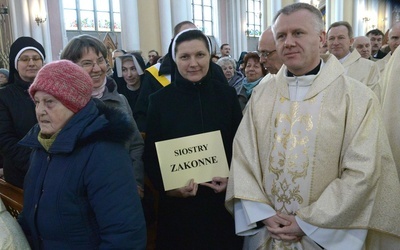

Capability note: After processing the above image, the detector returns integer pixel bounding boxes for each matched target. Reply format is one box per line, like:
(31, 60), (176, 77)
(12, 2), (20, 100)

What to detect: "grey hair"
(272, 3), (324, 35)
(216, 57), (236, 69)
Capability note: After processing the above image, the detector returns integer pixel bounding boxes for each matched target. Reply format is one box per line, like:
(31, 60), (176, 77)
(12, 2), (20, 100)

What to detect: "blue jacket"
(19, 99), (146, 250)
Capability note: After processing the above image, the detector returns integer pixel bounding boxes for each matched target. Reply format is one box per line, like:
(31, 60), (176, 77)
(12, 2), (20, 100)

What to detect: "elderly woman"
(216, 56), (244, 94)
(238, 52), (267, 110)
(144, 29), (243, 249)
(114, 53), (146, 117)
(18, 60), (146, 249)
(0, 37), (45, 188)
(60, 35), (144, 197)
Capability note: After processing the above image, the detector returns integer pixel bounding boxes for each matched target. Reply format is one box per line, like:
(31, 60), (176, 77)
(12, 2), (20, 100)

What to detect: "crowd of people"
(0, 2), (400, 249)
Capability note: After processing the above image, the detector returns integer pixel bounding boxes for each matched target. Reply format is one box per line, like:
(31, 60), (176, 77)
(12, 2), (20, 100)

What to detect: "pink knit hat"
(29, 60), (93, 113)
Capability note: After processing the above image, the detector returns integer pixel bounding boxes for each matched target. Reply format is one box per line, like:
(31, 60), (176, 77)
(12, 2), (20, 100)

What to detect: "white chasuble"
(226, 54), (400, 250)
(381, 48), (400, 171)
(341, 50), (381, 100)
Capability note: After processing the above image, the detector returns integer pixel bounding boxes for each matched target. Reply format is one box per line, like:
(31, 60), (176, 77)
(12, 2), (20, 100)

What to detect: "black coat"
(114, 74), (143, 119)
(373, 49), (387, 59)
(144, 66), (243, 249)
(133, 54), (228, 132)
(0, 78), (36, 188)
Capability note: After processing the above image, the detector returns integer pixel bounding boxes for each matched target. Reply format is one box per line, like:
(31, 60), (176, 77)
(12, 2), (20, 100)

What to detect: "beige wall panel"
(281, 0), (294, 8)
(343, 0), (354, 24)
(137, 0), (162, 58)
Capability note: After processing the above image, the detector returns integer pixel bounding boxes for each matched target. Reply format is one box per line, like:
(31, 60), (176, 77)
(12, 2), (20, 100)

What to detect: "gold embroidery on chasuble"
(267, 94), (322, 215)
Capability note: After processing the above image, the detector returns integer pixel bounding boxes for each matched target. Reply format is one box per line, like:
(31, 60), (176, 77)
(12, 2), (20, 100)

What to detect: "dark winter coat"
(101, 77), (133, 113)
(228, 70), (245, 94)
(238, 77), (263, 111)
(373, 49), (387, 59)
(144, 64), (243, 249)
(0, 36), (45, 188)
(116, 83), (141, 117)
(133, 53), (228, 132)
(101, 77), (144, 188)
(0, 77), (36, 188)
(19, 99), (146, 250)
(132, 55), (172, 132)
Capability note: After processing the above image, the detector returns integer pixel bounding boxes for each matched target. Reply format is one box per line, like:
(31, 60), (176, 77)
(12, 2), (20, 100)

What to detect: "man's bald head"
(352, 36), (371, 59)
(389, 22), (400, 53)
(258, 27), (283, 74)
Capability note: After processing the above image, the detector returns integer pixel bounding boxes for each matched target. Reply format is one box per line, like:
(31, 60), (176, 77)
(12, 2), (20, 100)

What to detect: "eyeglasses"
(79, 57), (106, 69)
(18, 56), (42, 63)
(257, 50), (277, 58)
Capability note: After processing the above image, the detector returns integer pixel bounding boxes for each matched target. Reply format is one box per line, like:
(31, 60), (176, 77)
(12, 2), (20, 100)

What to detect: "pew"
(0, 178), (23, 218)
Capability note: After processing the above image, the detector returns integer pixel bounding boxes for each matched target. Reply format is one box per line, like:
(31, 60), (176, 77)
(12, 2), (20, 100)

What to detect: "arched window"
(62, 0), (121, 32)
(246, 0), (262, 37)
(191, 0), (214, 36)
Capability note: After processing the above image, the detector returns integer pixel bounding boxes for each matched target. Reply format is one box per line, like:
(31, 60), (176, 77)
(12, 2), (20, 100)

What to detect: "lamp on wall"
(362, 17), (370, 22)
(0, 5), (8, 15)
(310, 0), (320, 9)
(35, 14), (46, 26)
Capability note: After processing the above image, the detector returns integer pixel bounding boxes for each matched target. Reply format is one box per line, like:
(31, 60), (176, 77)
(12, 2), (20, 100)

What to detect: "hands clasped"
(166, 177), (228, 198)
(264, 212), (305, 243)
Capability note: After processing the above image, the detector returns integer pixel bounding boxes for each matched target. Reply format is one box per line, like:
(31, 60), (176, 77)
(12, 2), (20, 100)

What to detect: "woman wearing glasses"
(61, 35), (145, 198)
(0, 36), (45, 188)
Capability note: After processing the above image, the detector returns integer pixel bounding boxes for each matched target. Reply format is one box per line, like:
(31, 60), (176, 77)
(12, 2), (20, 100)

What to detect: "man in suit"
(366, 29), (387, 59)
